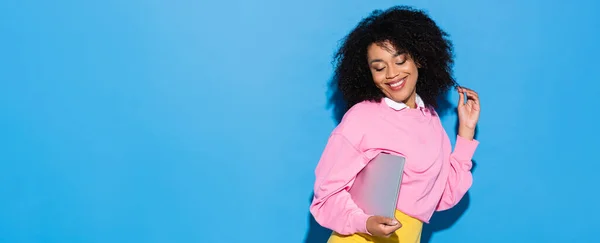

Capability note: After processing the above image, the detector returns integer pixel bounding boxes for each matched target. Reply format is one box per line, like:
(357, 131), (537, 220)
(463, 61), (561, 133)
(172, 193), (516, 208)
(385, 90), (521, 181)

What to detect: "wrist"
(353, 212), (372, 235)
(458, 125), (475, 140)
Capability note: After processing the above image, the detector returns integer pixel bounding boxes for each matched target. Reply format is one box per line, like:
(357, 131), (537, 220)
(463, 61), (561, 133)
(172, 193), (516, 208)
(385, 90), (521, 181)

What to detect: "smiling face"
(367, 41), (420, 108)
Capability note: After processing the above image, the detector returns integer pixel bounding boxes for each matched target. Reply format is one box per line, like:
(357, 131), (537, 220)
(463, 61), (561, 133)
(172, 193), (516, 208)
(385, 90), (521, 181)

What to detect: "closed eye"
(375, 67), (385, 72)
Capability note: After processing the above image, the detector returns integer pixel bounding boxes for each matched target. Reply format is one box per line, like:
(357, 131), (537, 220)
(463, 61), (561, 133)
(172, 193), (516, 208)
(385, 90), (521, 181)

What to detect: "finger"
(467, 101), (474, 111)
(377, 217), (398, 226)
(463, 88), (477, 95)
(382, 226), (393, 235)
(465, 90), (479, 104)
(458, 89), (465, 106)
(381, 224), (402, 236)
(462, 88), (477, 97)
(467, 98), (480, 112)
(460, 86), (475, 93)
(466, 90), (479, 99)
(470, 100), (480, 111)
(460, 87), (478, 97)
(373, 216), (389, 225)
(467, 99), (474, 107)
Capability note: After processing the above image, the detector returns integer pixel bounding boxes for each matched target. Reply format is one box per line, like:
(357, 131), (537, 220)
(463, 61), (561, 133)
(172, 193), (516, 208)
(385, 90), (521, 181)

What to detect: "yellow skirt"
(327, 210), (422, 243)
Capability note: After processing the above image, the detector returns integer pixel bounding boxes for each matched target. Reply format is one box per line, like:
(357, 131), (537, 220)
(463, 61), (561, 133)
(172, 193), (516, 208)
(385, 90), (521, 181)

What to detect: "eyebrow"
(368, 52), (407, 65)
(369, 59), (384, 65)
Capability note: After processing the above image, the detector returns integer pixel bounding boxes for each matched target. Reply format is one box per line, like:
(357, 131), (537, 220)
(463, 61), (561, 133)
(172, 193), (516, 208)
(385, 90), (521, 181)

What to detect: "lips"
(387, 77), (407, 91)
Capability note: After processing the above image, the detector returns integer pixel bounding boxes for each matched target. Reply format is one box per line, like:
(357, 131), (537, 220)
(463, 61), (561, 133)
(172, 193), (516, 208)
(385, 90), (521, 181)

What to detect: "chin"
(387, 90), (411, 103)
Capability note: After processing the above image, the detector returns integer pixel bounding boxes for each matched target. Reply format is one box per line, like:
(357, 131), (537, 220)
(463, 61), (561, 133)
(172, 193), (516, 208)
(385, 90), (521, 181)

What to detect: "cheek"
(404, 66), (418, 85)
(371, 72), (385, 85)
(410, 70), (419, 85)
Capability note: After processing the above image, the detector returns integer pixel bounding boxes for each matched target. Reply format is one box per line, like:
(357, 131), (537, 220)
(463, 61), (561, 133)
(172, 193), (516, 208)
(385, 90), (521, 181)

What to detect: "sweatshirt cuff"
(453, 135), (479, 161)
(350, 210), (372, 235)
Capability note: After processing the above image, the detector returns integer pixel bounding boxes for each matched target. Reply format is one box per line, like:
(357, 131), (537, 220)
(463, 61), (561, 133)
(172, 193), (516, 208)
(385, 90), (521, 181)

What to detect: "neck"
(403, 92), (417, 109)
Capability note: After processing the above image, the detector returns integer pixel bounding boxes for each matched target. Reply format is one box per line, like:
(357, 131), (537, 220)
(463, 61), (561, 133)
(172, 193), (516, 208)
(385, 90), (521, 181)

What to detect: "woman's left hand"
(457, 86), (480, 140)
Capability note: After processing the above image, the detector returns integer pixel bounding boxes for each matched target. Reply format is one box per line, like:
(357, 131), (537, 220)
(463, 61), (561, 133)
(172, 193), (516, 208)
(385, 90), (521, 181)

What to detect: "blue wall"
(1, 0), (599, 242)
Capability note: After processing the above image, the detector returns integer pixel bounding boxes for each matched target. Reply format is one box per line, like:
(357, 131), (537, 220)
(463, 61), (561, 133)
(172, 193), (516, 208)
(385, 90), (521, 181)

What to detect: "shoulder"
(427, 106), (441, 117)
(331, 100), (383, 142)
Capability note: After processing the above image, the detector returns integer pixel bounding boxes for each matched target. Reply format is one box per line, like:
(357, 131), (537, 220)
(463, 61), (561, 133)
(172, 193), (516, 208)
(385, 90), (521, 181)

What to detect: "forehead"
(367, 42), (405, 59)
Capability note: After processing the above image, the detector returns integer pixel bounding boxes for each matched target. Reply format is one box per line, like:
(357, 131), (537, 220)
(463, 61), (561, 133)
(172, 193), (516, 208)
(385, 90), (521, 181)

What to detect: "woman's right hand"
(366, 215), (402, 237)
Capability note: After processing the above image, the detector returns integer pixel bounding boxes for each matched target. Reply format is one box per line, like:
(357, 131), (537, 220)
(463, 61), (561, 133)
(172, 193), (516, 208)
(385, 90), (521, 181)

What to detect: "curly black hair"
(332, 6), (457, 110)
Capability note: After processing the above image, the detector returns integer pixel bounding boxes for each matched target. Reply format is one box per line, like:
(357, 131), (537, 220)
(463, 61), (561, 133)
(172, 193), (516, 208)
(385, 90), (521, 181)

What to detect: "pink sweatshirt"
(309, 96), (479, 235)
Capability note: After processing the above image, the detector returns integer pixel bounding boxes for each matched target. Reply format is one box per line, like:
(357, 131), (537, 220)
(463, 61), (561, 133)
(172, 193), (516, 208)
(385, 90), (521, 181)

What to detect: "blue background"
(1, 0), (599, 242)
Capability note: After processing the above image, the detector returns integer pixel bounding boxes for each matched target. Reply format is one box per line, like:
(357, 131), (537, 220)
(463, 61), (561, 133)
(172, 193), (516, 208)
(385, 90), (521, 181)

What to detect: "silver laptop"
(348, 152), (406, 219)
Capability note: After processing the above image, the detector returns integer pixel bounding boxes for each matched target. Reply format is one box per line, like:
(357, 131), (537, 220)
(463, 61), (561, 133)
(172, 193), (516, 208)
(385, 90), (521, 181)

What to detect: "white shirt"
(383, 94), (426, 111)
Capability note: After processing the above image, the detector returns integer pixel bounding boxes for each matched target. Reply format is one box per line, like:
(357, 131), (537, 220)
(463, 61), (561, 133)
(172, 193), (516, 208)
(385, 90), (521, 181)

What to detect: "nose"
(386, 66), (399, 79)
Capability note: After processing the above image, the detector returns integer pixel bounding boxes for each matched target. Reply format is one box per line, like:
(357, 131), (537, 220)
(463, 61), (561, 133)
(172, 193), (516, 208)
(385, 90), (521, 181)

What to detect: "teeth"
(390, 79), (404, 87)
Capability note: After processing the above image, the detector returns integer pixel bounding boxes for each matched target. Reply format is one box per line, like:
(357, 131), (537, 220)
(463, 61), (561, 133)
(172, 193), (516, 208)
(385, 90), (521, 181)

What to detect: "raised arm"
(436, 135), (479, 211)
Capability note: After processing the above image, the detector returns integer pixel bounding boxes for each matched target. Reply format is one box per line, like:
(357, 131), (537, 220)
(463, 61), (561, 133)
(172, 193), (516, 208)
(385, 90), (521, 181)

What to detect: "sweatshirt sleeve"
(436, 135), (479, 211)
(309, 133), (372, 235)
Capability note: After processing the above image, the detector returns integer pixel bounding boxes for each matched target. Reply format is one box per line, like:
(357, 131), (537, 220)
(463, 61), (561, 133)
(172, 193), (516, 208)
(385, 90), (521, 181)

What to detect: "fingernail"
(391, 220), (398, 225)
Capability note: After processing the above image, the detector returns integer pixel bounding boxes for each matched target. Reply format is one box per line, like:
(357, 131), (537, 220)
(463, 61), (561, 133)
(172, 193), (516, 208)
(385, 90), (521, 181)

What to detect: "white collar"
(384, 94), (425, 111)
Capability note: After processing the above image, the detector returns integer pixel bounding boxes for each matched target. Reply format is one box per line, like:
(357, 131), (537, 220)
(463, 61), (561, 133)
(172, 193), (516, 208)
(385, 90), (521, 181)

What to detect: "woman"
(309, 6), (480, 243)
